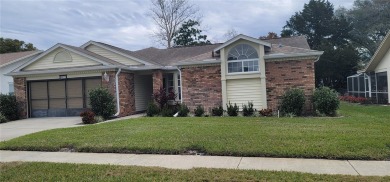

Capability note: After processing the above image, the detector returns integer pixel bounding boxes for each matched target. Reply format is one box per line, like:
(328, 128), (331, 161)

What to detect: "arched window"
(54, 51), (72, 63)
(227, 44), (259, 73)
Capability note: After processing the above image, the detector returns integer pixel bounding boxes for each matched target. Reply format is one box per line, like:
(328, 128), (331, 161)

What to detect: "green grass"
(0, 103), (389, 160)
(1, 162), (389, 181)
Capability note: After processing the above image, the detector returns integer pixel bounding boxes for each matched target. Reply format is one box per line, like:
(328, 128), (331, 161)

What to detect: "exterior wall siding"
(375, 48), (390, 72)
(181, 65), (222, 113)
(24, 48), (100, 71)
(220, 39), (267, 110)
(226, 78), (263, 110)
(265, 59), (316, 114)
(374, 48), (390, 103)
(86, 45), (143, 66)
(0, 57), (32, 94)
(134, 74), (153, 111)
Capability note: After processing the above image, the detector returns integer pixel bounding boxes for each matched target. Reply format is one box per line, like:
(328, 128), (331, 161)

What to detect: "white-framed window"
(163, 73), (181, 101)
(227, 44), (259, 73)
(8, 82), (14, 95)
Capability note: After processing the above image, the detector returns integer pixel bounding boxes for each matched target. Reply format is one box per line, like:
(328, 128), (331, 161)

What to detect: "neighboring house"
(347, 31), (389, 104)
(8, 34), (323, 118)
(0, 51), (42, 95)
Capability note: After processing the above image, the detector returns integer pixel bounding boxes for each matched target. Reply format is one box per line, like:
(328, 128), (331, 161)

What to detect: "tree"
(281, 0), (350, 49)
(173, 19), (210, 46)
(340, 0), (390, 62)
(315, 44), (360, 89)
(281, 0), (360, 91)
(259, 32), (279, 39)
(149, 0), (199, 48)
(0, 38), (37, 53)
(223, 28), (238, 41)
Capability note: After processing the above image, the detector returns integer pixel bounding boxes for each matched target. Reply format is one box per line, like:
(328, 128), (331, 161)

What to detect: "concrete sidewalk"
(1, 150), (389, 176)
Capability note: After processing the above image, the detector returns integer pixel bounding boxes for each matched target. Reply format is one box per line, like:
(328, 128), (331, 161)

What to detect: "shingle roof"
(133, 44), (222, 66)
(83, 36), (314, 66)
(0, 50), (41, 67)
(267, 44), (319, 54)
(131, 36), (314, 65)
(261, 36), (311, 49)
(93, 42), (162, 65)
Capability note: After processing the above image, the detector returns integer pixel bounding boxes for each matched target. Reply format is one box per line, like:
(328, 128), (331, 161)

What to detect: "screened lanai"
(347, 71), (388, 104)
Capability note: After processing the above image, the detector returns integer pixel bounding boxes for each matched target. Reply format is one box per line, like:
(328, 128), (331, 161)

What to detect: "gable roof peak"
(213, 34), (271, 52)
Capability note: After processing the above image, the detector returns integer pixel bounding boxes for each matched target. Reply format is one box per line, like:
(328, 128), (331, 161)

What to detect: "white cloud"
(0, 0), (354, 50)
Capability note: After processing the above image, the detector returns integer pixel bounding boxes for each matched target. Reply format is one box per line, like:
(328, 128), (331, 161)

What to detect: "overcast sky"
(1, 0), (355, 51)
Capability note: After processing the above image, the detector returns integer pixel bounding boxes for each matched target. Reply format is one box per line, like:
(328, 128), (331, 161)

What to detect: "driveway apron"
(0, 117), (82, 141)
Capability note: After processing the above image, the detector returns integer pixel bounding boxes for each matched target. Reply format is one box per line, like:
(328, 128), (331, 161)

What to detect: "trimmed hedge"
(313, 87), (340, 116)
(280, 88), (305, 116)
(89, 87), (116, 119)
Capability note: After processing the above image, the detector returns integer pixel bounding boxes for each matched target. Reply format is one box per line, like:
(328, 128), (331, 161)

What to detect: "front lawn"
(1, 162), (389, 181)
(0, 103), (389, 160)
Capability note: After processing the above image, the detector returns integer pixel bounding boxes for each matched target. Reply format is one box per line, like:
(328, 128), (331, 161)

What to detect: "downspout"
(176, 66), (183, 103)
(114, 68), (122, 116)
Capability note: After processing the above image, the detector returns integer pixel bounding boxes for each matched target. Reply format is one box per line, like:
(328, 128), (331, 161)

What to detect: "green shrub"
(89, 87), (116, 119)
(259, 108), (273, 117)
(80, 110), (96, 124)
(0, 113), (8, 123)
(146, 102), (160, 117)
(313, 87), (340, 116)
(242, 102), (254, 116)
(226, 102), (239, 116)
(211, 105), (224, 116)
(194, 105), (205, 117)
(177, 104), (190, 117)
(161, 106), (175, 117)
(94, 116), (105, 123)
(0, 94), (19, 121)
(280, 88), (306, 116)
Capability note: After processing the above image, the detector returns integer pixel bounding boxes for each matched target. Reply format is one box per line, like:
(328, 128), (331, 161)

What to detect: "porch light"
(103, 72), (109, 82)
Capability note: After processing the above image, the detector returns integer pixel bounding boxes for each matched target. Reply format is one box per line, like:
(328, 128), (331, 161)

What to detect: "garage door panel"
(67, 80), (83, 97)
(49, 81), (65, 98)
(67, 98), (83, 108)
(49, 99), (66, 109)
(31, 100), (48, 109)
(85, 79), (101, 93)
(31, 82), (47, 99)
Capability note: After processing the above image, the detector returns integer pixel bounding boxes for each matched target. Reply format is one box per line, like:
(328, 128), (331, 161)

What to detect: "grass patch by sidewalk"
(1, 162), (389, 181)
(0, 103), (389, 160)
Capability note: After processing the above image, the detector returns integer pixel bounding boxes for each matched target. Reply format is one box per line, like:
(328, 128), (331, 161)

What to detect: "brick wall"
(102, 71), (135, 117)
(181, 65), (222, 113)
(265, 59), (315, 114)
(13, 77), (28, 119)
(152, 70), (163, 93)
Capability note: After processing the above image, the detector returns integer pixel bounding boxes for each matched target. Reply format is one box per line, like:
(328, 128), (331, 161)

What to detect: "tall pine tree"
(282, 0), (360, 91)
(173, 19), (211, 47)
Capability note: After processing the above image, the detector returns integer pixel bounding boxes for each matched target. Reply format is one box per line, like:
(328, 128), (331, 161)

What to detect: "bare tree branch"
(150, 0), (199, 48)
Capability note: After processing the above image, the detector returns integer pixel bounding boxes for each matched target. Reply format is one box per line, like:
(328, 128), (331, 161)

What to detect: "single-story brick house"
(8, 34), (323, 118)
(347, 31), (389, 104)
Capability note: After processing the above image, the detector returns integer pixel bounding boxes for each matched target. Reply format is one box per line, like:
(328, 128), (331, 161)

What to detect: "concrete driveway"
(0, 117), (82, 141)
